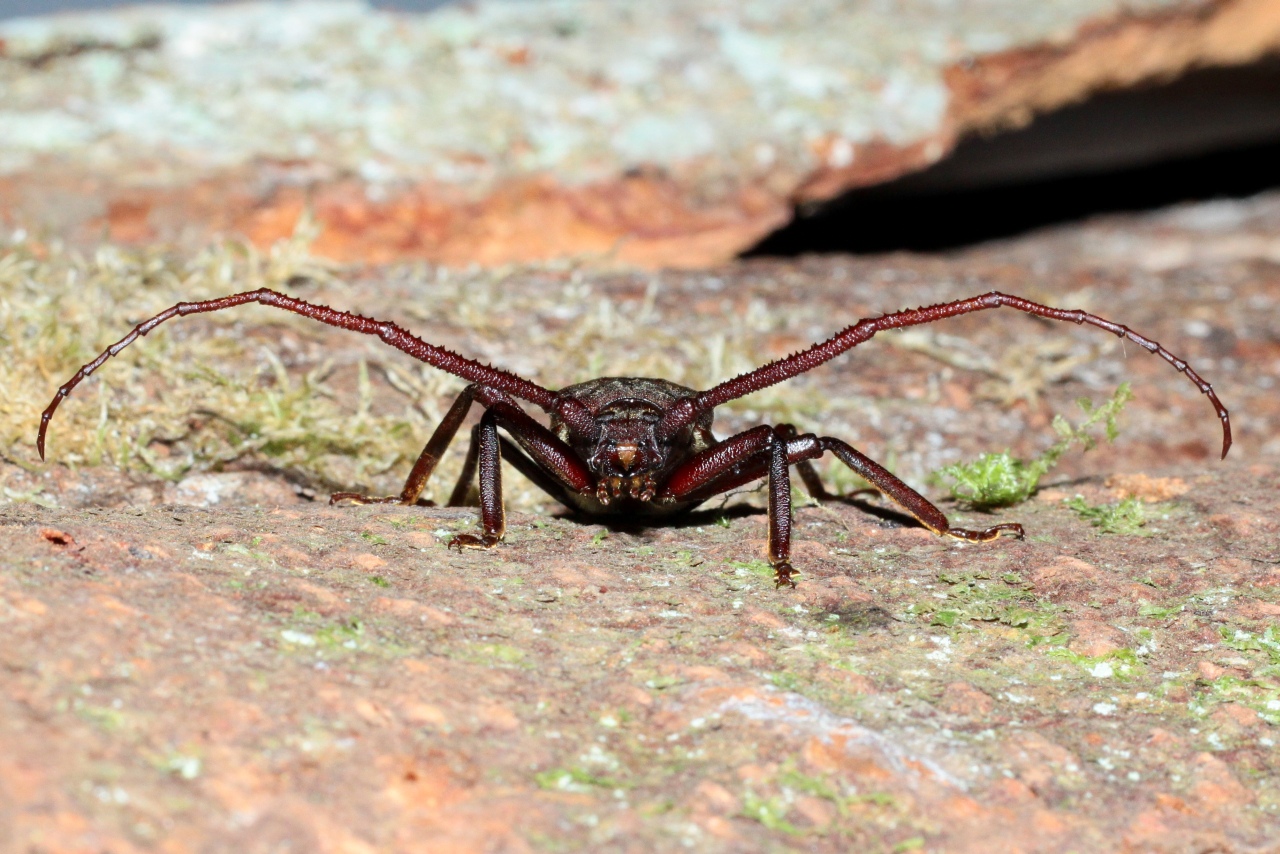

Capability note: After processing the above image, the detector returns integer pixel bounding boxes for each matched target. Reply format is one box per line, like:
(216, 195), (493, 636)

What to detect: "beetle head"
(586, 399), (664, 478)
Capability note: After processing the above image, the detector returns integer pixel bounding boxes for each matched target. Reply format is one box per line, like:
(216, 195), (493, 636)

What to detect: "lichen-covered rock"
(2, 0), (1280, 266)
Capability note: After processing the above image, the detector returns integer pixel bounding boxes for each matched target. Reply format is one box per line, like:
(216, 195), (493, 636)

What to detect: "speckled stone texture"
(2, 0), (1280, 266)
(2, 193), (1279, 850)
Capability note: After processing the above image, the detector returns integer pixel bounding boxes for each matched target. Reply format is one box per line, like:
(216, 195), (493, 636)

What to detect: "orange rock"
(1123, 808), (1172, 844)
(1154, 792), (1195, 815)
(1105, 473), (1189, 502)
(1209, 702), (1260, 730)
(1189, 753), (1254, 809)
(349, 553), (387, 571)
(988, 778), (1036, 803)
(700, 815), (743, 842)
(1145, 728), (1183, 748)
(680, 665), (731, 682)
(792, 794), (837, 828)
(1197, 660), (1226, 680)
(373, 597), (456, 625)
(475, 703), (520, 732)
(402, 531), (437, 549)
(1029, 556), (1100, 591)
(381, 756), (464, 812)
(1067, 618), (1127, 657)
(742, 608), (786, 629)
(939, 681), (995, 716)
(1209, 557), (1255, 583)
(400, 702), (449, 728)
(354, 698), (394, 728)
(1004, 732), (1083, 795)
(11, 596), (48, 616)
(1233, 598), (1280, 618)
(822, 666), (878, 695)
(291, 579), (345, 612)
(692, 779), (738, 813)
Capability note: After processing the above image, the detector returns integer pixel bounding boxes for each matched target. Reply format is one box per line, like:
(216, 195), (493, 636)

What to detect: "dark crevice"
(748, 58), (1280, 257)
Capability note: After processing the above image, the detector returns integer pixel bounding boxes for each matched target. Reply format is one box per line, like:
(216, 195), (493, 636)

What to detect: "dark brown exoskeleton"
(38, 289), (1231, 588)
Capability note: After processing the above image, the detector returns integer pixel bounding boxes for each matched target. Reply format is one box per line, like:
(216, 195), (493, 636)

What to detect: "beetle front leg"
(819, 437), (1023, 542)
(448, 409), (505, 550)
(661, 425), (803, 588)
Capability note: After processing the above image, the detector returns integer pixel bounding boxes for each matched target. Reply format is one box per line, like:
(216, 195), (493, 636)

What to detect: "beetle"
(38, 288), (1230, 588)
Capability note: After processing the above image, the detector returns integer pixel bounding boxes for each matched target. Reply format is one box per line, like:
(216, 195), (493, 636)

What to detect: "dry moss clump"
(0, 225), (446, 498)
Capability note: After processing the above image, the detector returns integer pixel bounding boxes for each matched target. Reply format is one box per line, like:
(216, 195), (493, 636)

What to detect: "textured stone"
(3, 0), (1280, 266)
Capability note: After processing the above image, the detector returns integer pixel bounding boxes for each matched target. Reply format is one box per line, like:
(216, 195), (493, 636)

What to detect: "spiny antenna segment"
(662, 291), (1230, 459)
(37, 288), (560, 460)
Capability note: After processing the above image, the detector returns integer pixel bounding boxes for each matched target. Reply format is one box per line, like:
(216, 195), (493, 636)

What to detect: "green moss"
(534, 767), (623, 792)
(464, 642), (528, 668)
(1065, 496), (1148, 535)
(937, 452), (1048, 510)
(78, 704), (126, 731)
(224, 542), (273, 562)
(740, 789), (804, 836)
(728, 559), (776, 581)
(314, 618), (364, 650)
(1219, 626), (1280, 685)
(927, 571), (1038, 628)
(1138, 601), (1185, 620)
(936, 383), (1132, 509)
(1043, 646), (1142, 679)
(769, 671), (804, 692)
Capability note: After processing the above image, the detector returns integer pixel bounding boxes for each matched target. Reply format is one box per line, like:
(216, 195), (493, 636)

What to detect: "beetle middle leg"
(448, 409), (506, 550)
(662, 425), (810, 588)
(446, 394), (594, 551)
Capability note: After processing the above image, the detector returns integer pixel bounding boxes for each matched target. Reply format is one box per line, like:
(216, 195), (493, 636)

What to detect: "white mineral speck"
(280, 629), (316, 646)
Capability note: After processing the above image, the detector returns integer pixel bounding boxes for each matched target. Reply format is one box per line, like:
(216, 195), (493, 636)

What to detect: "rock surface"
(3, 0), (1280, 266)
(2, 193), (1280, 849)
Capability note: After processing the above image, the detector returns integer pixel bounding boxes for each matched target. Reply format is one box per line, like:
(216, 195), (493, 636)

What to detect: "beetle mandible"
(38, 288), (1231, 588)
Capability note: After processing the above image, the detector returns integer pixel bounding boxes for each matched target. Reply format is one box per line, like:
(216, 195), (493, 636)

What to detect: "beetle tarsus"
(947, 523), (1025, 543)
(772, 562), (798, 589)
(448, 533), (502, 551)
(329, 493), (435, 507)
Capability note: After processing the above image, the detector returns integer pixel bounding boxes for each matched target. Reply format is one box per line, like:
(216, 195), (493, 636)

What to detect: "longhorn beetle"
(38, 289), (1230, 588)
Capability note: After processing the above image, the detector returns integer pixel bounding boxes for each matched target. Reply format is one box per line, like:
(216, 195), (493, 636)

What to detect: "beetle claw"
(772, 562), (798, 589)
(948, 523), (1025, 543)
(448, 533), (502, 551)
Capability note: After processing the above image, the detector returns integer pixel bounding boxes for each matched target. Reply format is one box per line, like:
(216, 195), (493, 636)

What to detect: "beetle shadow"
(571, 502), (763, 538)
(817, 493), (923, 530)
(553, 489), (931, 538)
